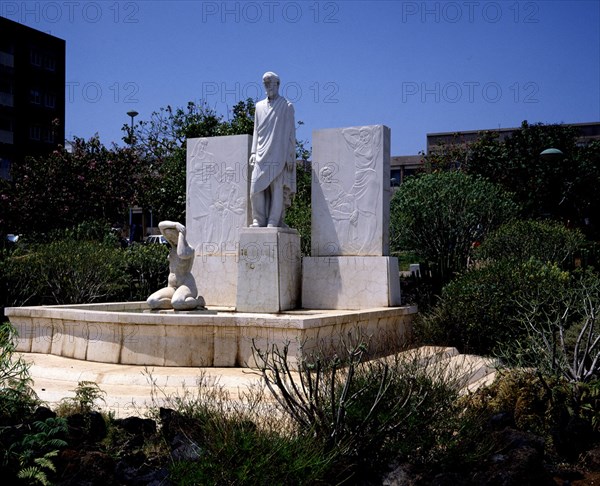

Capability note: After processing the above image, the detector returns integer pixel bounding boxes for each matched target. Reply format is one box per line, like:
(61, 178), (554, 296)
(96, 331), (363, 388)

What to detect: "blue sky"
(3, 0), (599, 155)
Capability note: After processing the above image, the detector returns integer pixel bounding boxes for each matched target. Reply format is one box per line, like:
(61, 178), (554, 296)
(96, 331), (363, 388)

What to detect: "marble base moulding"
(6, 302), (417, 368)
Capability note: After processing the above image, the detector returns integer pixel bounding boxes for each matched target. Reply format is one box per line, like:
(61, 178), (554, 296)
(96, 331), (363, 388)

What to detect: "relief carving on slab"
(187, 139), (246, 251)
(320, 126), (381, 255)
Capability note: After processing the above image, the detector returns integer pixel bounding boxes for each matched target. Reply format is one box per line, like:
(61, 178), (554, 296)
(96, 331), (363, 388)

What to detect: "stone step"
(20, 346), (498, 418)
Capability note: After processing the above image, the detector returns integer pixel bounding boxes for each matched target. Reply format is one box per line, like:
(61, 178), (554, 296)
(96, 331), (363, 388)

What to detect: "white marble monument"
(303, 125), (401, 309)
(186, 135), (252, 306)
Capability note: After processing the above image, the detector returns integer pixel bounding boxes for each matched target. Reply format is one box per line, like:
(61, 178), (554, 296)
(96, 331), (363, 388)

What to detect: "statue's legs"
(250, 191), (267, 227)
(250, 171), (284, 227)
(267, 173), (284, 227)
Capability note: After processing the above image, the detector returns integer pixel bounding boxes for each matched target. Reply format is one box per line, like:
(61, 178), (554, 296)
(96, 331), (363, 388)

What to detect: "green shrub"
(144, 371), (333, 485)
(2, 417), (68, 485)
(55, 381), (107, 416)
(390, 171), (519, 292)
(0, 321), (38, 424)
(467, 369), (600, 459)
(125, 243), (169, 301)
(1, 239), (128, 306)
(498, 267), (600, 384)
(255, 342), (490, 481)
(475, 219), (585, 268)
(415, 259), (569, 355)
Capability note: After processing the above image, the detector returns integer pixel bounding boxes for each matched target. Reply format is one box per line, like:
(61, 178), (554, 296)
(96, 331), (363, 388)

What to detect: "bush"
(124, 243), (169, 301)
(475, 219), (585, 268)
(415, 259), (569, 355)
(498, 267), (600, 384)
(390, 171), (519, 292)
(0, 322), (39, 424)
(254, 341), (490, 481)
(1, 239), (128, 306)
(144, 371), (333, 485)
(467, 369), (600, 459)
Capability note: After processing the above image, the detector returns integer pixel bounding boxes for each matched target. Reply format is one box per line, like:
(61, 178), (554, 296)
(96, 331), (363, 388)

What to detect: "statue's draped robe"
(250, 96), (296, 205)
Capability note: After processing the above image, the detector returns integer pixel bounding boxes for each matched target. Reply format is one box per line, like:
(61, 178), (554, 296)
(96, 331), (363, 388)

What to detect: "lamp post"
(540, 147), (563, 161)
(126, 110), (139, 242)
(126, 110), (138, 146)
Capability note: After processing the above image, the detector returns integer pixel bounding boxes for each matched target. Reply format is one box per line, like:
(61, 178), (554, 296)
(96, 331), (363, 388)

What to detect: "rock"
(382, 463), (416, 486)
(114, 416), (157, 436)
(33, 406), (56, 422)
(582, 446), (600, 471)
(171, 433), (203, 461)
(56, 449), (115, 486)
(471, 428), (554, 485)
(553, 416), (594, 460)
(66, 411), (107, 444)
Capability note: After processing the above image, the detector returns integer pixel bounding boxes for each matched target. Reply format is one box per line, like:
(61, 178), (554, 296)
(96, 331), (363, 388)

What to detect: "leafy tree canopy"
(422, 121), (600, 238)
(7, 136), (147, 236)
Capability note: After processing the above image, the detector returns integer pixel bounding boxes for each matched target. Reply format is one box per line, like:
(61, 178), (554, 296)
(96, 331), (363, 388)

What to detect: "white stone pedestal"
(236, 227), (301, 313)
(302, 256), (401, 310)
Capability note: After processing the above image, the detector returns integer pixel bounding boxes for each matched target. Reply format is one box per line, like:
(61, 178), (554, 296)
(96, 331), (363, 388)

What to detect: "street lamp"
(126, 110), (138, 145)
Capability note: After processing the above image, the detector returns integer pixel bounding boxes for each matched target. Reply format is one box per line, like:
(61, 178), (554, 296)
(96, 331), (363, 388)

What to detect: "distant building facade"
(0, 17), (65, 179)
(426, 122), (600, 152)
(391, 122), (600, 185)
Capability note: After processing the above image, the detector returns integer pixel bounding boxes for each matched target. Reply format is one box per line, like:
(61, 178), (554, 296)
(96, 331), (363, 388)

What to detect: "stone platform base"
(6, 302), (417, 368)
(302, 256), (401, 309)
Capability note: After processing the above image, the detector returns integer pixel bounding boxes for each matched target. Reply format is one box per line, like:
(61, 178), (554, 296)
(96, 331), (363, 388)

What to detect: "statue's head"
(162, 228), (179, 246)
(262, 71), (280, 99)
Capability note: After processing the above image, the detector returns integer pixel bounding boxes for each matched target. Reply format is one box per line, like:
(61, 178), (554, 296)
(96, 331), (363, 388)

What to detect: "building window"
(0, 51), (14, 68)
(44, 55), (56, 71)
(44, 127), (55, 143)
(0, 117), (13, 144)
(30, 49), (42, 66)
(0, 39), (15, 54)
(30, 89), (41, 105)
(0, 158), (11, 180)
(0, 117), (12, 131)
(44, 92), (56, 108)
(30, 125), (41, 141)
(0, 79), (13, 107)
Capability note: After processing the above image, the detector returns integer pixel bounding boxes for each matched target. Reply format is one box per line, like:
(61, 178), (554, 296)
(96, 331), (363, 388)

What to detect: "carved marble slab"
(311, 125), (391, 256)
(186, 135), (252, 255)
(186, 135), (252, 307)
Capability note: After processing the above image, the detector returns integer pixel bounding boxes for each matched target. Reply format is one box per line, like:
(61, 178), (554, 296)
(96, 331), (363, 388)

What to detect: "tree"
(8, 136), (148, 236)
(467, 121), (582, 222)
(423, 121), (600, 238)
(390, 171), (519, 290)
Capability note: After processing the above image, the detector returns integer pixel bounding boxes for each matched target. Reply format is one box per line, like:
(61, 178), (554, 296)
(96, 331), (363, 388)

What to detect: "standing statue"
(249, 71), (296, 227)
(147, 221), (205, 311)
